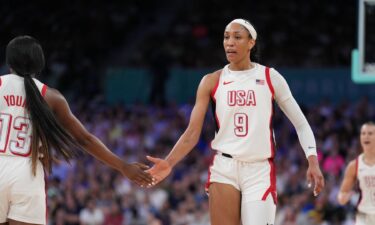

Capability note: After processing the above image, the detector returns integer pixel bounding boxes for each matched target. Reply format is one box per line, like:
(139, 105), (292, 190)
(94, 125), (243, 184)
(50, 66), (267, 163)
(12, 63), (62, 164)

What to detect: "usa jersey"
(0, 74), (47, 157)
(210, 63), (275, 162)
(357, 154), (375, 214)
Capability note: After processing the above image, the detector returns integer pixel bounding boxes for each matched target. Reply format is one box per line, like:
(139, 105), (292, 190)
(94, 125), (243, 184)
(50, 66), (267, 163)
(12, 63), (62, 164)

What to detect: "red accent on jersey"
(211, 79), (220, 100)
(265, 67), (274, 97)
(205, 154), (217, 192)
(211, 79), (221, 129)
(215, 113), (220, 129)
(355, 157), (362, 208)
(41, 85), (47, 97)
(355, 157), (359, 178)
(262, 158), (277, 204)
(262, 67), (277, 204)
(223, 81), (234, 85)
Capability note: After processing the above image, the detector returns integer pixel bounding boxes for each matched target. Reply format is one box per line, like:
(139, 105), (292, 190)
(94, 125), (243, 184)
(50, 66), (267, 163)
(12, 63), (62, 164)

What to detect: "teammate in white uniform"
(146, 19), (324, 225)
(338, 122), (375, 225)
(0, 36), (153, 225)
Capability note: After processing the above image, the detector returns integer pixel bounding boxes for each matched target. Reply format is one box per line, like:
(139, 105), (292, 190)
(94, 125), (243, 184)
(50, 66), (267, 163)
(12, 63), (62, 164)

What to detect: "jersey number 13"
(0, 113), (32, 156)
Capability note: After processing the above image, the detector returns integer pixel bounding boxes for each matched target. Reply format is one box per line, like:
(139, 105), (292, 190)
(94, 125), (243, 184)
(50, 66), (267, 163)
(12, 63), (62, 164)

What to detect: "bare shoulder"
(347, 159), (357, 169)
(201, 69), (222, 91)
(44, 87), (67, 109)
(345, 159), (358, 175)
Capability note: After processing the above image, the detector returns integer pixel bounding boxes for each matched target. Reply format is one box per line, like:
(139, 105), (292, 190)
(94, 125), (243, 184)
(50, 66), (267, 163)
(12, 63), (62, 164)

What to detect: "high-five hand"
(121, 162), (154, 187)
(146, 156), (172, 185)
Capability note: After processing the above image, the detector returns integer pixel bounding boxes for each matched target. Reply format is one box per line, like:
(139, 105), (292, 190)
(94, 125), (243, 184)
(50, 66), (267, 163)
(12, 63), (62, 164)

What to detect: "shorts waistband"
(219, 152), (233, 158)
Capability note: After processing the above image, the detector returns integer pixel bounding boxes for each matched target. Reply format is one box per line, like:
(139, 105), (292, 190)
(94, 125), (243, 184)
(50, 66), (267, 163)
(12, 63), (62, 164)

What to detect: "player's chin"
(225, 55), (237, 63)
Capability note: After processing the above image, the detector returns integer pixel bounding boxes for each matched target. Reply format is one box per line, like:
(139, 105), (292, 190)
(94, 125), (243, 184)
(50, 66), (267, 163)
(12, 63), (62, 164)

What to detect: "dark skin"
(43, 87), (153, 187)
(1, 71), (153, 225)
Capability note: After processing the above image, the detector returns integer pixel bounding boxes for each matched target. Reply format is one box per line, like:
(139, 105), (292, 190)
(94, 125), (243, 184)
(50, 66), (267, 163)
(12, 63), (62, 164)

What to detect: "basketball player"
(146, 19), (324, 225)
(0, 36), (153, 225)
(338, 122), (375, 224)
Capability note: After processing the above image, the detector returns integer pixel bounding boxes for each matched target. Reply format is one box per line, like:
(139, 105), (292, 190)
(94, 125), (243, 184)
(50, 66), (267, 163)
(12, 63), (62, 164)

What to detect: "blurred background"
(1, 0), (374, 224)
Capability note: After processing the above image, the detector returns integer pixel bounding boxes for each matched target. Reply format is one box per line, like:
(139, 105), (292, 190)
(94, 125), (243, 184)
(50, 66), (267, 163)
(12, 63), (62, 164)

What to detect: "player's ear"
(248, 39), (255, 52)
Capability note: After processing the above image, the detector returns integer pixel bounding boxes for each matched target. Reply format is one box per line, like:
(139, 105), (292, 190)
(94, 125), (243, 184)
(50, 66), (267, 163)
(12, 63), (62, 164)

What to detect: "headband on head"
(229, 19), (257, 40)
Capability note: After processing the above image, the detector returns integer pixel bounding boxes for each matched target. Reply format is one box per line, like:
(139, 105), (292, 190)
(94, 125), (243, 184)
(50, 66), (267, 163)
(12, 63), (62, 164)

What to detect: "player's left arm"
(270, 68), (324, 196)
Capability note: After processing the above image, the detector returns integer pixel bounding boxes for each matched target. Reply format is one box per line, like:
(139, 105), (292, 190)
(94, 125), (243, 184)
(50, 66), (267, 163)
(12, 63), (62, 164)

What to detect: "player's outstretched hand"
(306, 156), (325, 196)
(146, 155), (172, 186)
(121, 162), (154, 187)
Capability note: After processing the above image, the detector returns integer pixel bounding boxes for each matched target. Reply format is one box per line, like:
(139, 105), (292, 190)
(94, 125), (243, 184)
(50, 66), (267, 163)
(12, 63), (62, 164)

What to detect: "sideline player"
(338, 122), (375, 224)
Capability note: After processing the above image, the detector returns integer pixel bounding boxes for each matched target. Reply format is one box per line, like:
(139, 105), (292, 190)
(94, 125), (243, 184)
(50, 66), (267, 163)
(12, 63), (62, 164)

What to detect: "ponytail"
(6, 36), (82, 175)
(24, 75), (81, 175)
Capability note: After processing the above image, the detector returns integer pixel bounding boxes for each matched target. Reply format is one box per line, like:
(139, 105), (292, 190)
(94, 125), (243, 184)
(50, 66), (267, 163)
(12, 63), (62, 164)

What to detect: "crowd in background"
(0, 0), (356, 96)
(0, 1), (366, 224)
(135, 0), (355, 68)
(46, 96), (374, 225)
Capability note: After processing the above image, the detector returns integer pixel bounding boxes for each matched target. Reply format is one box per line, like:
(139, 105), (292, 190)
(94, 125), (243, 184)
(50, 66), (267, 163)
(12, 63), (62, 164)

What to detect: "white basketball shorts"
(0, 156), (46, 224)
(356, 212), (375, 225)
(206, 152), (277, 225)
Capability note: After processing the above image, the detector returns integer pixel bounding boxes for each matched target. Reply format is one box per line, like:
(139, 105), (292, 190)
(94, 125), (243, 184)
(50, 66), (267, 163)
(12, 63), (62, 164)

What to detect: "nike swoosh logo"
(223, 81), (234, 85)
(308, 146), (315, 149)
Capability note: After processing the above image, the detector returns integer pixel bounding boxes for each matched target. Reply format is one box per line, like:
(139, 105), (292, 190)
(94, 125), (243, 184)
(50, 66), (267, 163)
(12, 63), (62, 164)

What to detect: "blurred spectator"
(79, 197), (104, 225)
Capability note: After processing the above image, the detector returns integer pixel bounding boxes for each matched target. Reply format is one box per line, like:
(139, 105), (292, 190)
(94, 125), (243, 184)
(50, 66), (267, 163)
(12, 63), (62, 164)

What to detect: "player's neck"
(229, 61), (254, 71)
(363, 151), (375, 166)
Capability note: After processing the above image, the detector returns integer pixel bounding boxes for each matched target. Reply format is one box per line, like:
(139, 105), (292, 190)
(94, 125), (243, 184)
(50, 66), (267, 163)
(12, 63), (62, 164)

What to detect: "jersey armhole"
(210, 71), (222, 101)
(41, 84), (48, 97)
(355, 157), (359, 179)
(265, 67), (275, 98)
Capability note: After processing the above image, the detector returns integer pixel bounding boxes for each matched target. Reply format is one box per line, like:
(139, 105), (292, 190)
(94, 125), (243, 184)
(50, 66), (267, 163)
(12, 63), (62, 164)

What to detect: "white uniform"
(206, 63), (317, 225)
(211, 64), (275, 162)
(356, 154), (375, 225)
(0, 74), (47, 224)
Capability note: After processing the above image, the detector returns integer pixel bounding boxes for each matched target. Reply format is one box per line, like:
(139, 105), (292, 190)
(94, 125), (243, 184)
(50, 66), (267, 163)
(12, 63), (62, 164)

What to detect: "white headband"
(229, 19), (257, 40)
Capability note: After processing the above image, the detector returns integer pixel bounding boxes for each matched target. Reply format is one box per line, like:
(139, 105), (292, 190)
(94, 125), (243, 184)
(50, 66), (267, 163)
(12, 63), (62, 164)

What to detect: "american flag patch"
(256, 79), (265, 85)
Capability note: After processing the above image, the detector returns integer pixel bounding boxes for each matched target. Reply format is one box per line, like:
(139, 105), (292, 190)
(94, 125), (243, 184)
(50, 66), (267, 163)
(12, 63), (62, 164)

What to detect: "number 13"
(0, 113), (32, 156)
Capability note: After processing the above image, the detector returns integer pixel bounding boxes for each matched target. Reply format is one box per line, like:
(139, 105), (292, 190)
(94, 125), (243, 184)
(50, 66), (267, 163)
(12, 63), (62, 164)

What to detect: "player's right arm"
(147, 72), (219, 184)
(338, 159), (357, 205)
(44, 88), (153, 186)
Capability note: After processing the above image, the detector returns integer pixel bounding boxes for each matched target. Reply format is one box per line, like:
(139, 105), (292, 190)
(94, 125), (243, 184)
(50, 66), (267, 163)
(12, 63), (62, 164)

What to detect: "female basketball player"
(338, 122), (375, 225)
(146, 19), (325, 225)
(0, 36), (153, 225)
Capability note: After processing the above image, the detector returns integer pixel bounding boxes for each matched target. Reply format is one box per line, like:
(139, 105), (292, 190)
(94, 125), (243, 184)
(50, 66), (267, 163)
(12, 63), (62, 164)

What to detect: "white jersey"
(357, 154), (375, 214)
(210, 63), (275, 162)
(0, 74), (47, 158)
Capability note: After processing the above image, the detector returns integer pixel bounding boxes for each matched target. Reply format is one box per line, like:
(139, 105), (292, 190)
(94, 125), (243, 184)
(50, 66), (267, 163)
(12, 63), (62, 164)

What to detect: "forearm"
(278, 97), (317, 157)
(79, 134), (124, 171)
(337, 191), (351, 205)
(296, 122), (317, 157)
(166, 129), (199, 168)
